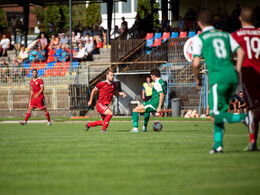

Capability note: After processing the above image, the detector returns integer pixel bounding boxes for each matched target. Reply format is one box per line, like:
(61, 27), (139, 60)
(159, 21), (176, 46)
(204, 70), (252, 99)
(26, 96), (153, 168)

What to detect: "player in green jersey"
(192, 9), (246, 154)
(130, 69), (167, 133)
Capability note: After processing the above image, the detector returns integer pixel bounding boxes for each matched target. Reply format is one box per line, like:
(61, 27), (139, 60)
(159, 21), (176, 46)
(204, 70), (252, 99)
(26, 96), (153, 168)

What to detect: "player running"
(192, 9), (246, 154)
(232, 6), (260, 151)
(86, 70), (126, 132)
(130, 69), (166, 133)
(20, 69), (51, 126)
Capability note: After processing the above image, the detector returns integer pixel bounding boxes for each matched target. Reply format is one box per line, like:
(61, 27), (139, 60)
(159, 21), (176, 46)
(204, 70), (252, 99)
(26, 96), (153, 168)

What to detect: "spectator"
(0, 59), (11, 82)
(53, 45), (62, 61)
(53, 37), (60, 48)
(73, 44), (85, 62)
(40, 33), (48, 49)
(48, 19), (56, 33)
(228, 93), (240, 113)
(37, 45), (46, 63)
(47, 45), (56, 63)
(38, 18), (46, 34)
(15, 20), (24, 50)
(60, 33), (68, 44)
(171, 17), (178, 31)
(93, 25), (102, 38)
(238, 91), (247, 114)
(142, 76), (154, 101)
(10, 59), (22, 82)
(100, 27), (107, 45)
(27, 47), (38, 63)
(82, 26), (92, 37)
(57, 45), (69, 62)
(18, 46), (29, 64)
(82, 33), (93, 42)
(111, 25), (121, 39)
(11, 14), (18, 42)
(178, 16), (184, 30)
(120, 17), (128, 33)
(0, 34), (10, 56)
(75, 32), (82, 42)
(71, 32), (77, 47)
(161, 15), (170, 29)
(49, 35), (55, 45)
(84, 39), (95, 60)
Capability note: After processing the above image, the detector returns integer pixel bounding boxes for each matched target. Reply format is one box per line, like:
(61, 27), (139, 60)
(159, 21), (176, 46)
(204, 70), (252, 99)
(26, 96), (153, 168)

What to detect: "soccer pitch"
(0, 119), (260, 195)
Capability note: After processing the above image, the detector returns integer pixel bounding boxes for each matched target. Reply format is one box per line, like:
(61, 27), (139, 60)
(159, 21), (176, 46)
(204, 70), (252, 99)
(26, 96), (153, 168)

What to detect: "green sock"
(213, 123), (224, 149)
(215, 112), (246, 124)
(144, 112), (150, 127)
(132, 112), (139, 128)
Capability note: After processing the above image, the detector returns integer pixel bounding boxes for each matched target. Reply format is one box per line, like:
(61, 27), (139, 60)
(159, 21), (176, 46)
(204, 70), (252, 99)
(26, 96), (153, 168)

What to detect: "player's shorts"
(143, 101), (158, 113)
(96, 102), (109, 115)
(145, 96), (152, 102)
(208, 83), (237, 117)
(29, 98), (46, 110)
(242, 67), (260, 109)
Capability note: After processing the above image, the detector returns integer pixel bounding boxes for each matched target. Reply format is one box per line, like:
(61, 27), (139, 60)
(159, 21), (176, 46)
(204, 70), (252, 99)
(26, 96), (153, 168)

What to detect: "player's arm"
(34, 86), (44, 99)
(142, 89), (145, 100)
(157, 92), (164, 113)
(113, 91), (127, 98)
(235, 47), (245, 73)
(29, 87), (33, 102)
(192, 36), (203, 86)
(193, 56), (201, 86)
(88, 87), (98, 107)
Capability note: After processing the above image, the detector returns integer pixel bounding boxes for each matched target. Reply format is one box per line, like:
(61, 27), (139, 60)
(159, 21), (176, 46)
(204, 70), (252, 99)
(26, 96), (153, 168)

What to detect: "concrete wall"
(113, 74), (150, 115)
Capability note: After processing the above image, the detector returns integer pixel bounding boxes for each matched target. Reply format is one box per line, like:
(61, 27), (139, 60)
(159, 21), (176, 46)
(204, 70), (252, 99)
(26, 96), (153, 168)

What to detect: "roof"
(0, 0), (127, 7)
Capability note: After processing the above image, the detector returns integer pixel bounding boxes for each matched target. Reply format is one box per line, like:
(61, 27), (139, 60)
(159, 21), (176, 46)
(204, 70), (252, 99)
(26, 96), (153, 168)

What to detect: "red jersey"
(30, 78), (44, 99)
(96, 80), (116, 105)
(232, 27), (260, 74)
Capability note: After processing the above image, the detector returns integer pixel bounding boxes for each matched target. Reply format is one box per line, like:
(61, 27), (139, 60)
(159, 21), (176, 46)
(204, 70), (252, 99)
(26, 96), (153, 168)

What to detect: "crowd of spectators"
(228, 92), (247, 114)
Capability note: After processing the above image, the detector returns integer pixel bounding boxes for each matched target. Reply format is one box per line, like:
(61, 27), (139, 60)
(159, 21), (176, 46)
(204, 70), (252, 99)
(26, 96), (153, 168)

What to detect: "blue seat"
(36, 69), (45, 77)
(153, 32), (162, 40)
(146, 39), (154, 47)
(72, 62), (79, 69)
(22, 63), (30, 69)
(26, 69), (33, 77)
(46, 62), (55, 69)
(188, 31), (196, 37)
(170, 32), (179, 38)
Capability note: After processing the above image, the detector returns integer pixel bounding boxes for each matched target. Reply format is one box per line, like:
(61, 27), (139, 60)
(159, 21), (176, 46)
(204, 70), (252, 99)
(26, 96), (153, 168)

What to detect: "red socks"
(45, 111), (50, 122)
(88, 120), (103, 127)
(25, 112), (31, 122)
(102, 114), (113, 130)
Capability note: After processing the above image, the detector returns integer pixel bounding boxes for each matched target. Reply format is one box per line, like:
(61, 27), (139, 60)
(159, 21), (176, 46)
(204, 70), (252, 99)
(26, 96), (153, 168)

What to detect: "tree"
(0, 8), (8, 31)
(137, 0), (160, 28)
(44, 6), (61, 34)
(84, 2), (102, 27)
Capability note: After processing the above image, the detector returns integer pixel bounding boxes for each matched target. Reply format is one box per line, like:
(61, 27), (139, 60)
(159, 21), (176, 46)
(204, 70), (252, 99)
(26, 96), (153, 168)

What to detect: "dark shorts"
(242, 67), (260, 109)
(145, 96), (152, 102)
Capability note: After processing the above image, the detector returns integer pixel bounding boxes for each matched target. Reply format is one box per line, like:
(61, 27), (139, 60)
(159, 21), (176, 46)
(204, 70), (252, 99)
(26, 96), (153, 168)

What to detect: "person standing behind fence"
(192, 9), (246, 154)
(142, 76), (154, 102)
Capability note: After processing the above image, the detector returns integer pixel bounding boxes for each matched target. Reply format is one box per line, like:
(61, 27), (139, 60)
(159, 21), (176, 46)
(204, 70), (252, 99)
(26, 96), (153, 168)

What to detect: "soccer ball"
(153, 122), (163, 132)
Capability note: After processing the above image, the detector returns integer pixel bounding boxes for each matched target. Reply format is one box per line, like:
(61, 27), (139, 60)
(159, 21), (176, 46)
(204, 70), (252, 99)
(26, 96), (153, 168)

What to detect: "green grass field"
(0, 118), (260, 195)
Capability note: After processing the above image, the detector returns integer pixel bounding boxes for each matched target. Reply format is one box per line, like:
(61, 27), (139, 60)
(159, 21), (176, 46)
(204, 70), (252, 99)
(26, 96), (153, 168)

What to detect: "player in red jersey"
(86, 70), (126, 132)
(232, 6), (260, 151)
(20, 69), (51, 126)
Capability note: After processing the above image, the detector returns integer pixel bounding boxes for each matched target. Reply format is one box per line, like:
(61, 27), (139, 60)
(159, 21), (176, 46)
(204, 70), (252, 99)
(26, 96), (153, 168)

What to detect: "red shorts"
(96, 102), (109, 115)
(29, 98), (46, 110)
(242, 67), (260, 109)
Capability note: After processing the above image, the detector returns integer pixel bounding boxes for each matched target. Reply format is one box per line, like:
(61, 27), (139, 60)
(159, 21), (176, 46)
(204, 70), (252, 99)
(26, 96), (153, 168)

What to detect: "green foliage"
(72, 4), (86, 28)
(137, 0), (160, 28)
(85, 2), (102, 27)
(44, 6), (61, 33)
(0, 8), (7, 29)
(60, 6), (69, 31)
(31, 7), (45, 21)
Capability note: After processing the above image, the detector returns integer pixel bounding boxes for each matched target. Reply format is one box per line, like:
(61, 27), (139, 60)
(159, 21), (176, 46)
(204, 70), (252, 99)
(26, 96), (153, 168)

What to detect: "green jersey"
(150, 78), (167, 105)
(193, 26), (240, 86)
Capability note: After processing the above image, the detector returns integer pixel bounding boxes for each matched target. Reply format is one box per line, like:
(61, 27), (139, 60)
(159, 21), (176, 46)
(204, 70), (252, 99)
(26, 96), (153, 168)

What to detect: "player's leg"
(86, 103), (108, 131)
(214, 84), (245, 124)
(101, 109), (113, 132)
(20, 106), (34, 125)
(143, 112), (150, 132)
(130, 104), (146, 132)
(42, 108), (51, 125)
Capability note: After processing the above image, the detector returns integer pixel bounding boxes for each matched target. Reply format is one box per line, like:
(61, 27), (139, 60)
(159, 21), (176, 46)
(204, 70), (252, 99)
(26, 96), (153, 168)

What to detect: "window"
(122, 0), (132, 13)
(134, 0), (138, 12)
(100, 2), (119, 14)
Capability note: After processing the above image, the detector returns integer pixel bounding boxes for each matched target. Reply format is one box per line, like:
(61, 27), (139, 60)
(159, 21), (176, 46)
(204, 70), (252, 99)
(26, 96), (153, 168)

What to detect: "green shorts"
(208, 83), (237, 117)
(143, 101), (158, 112)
